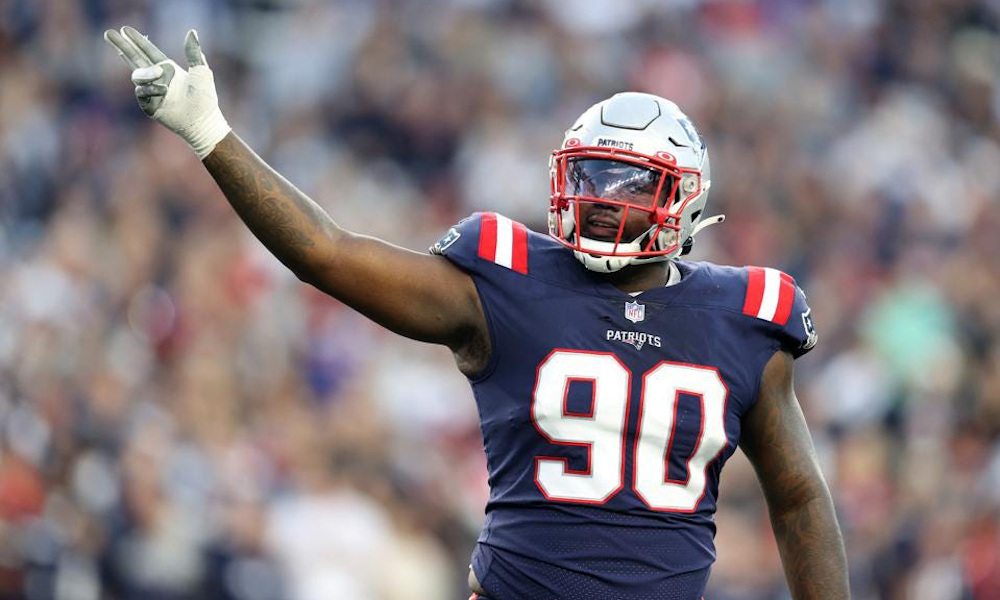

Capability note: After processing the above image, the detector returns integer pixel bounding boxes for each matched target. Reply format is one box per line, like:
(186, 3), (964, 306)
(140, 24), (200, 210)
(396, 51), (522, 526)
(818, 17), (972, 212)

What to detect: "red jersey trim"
(477, 212), (529, 274)
(743, 266), (795, 325)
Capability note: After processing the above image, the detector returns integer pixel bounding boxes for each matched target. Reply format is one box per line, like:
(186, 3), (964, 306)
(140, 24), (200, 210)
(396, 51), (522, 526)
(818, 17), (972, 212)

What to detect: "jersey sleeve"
(429, 212), (530, 275)
(779, 284), (818, 358)
(741, 266), (818, 359)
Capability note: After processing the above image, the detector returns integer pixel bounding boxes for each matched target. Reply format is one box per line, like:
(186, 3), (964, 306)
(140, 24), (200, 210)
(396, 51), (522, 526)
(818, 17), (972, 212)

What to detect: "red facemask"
(549, 145), (702, 258)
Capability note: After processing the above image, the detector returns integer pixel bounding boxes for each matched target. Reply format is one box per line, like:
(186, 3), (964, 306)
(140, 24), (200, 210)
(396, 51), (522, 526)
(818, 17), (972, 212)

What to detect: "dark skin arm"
(202, 133), (490, 375)
(740, 350), (850, 600)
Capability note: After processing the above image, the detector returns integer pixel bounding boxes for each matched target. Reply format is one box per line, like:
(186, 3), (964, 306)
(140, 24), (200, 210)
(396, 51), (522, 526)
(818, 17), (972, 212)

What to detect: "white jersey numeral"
(532, 351), (729, 512)
(633, 362), (728, 512)
(532, 351), (630, 503)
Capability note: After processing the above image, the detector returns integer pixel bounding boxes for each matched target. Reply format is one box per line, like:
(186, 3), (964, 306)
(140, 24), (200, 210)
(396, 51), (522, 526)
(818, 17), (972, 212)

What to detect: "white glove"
(104, 26), (231, 159)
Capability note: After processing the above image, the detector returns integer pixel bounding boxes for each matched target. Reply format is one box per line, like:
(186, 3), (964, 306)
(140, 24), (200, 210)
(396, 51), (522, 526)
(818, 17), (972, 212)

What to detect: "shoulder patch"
(801, 307), (818, 350)
(478, 213), (529, 274)
(742, 266), (795, 325)
(430, 226), (461, 255)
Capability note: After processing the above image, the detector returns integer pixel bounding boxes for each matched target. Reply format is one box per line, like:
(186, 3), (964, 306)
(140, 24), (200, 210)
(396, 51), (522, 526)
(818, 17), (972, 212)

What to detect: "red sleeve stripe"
(742, 266), (765, 317)
(772, 271), (796, 325)
(478, 213), (498, 261)
(511, 221), (529, 274)
(477, 212), (529, 274)
(743, 266), (795, 324)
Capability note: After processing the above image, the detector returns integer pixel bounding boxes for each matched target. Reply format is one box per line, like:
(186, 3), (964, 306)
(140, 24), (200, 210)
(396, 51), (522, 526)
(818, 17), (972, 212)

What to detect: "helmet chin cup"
(573, 249), (634, 273)
(572, 246), (673, 273)
(569, 225), (678, 274)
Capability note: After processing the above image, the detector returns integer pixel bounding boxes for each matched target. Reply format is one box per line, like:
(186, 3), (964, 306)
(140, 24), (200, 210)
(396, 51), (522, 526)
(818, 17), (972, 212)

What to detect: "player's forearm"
(770, 491), (850, 600)
(202, 132), (342, 279)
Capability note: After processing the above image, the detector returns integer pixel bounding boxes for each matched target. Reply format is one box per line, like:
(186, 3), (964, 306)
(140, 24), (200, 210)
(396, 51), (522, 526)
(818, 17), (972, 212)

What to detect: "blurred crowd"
(2, 0), (1000, 599)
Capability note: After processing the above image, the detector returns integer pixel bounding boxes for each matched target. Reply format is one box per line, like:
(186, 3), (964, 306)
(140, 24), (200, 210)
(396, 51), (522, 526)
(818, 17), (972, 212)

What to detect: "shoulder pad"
(742, 266), (818, 358)
(430, 212), (530, 275)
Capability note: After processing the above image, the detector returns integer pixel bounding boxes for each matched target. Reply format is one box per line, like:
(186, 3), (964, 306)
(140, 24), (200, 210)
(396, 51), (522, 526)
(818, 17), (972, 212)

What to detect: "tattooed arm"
(203, 133), (489, 373)
(740, 351), (850, 600)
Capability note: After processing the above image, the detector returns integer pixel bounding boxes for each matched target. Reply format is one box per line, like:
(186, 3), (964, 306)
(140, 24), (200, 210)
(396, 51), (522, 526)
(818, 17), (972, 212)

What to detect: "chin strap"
(680, 214), (725, 257)
(691, 214), (725, 237)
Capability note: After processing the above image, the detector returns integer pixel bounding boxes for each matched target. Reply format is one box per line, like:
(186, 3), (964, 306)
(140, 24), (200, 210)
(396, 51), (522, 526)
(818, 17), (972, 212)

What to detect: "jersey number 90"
(531, 349), (729, 512)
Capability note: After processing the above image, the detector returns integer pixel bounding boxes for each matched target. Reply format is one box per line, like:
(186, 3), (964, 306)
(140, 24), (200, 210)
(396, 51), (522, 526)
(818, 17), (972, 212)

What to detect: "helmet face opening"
(565, 159), (669, 209)
(549, 146), (701, 258)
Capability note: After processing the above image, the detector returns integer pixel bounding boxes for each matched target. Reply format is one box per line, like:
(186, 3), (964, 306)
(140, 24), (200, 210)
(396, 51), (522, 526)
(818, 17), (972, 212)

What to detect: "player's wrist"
(180, 105), (231, 159)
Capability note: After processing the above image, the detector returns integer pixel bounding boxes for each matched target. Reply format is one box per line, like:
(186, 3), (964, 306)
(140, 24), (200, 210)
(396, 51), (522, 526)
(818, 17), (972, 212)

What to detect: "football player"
(105, 27), (848, 600)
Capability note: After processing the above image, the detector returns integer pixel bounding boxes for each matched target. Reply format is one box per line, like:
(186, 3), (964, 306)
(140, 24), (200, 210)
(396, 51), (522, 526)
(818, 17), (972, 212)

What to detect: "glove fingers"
(104, 29), (151, 69)
(122, 26), (169, 64)
(184, 30), (206, 67)
(134, 87), (165, 117)
(131, 65), (164, 85)
(135, 83), (168, 99)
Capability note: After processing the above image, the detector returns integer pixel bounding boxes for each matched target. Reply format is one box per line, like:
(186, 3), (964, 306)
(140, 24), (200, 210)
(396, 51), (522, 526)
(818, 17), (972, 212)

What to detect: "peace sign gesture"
(104, 26), (229, 159)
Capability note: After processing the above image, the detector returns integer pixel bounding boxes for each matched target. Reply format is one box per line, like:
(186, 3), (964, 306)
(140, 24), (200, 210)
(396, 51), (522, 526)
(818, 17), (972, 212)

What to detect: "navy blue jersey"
(432, 213), (817, 600)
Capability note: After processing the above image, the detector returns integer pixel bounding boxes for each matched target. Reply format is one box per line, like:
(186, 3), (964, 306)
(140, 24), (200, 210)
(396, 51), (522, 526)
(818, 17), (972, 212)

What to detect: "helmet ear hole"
(680, 237), (694, 256)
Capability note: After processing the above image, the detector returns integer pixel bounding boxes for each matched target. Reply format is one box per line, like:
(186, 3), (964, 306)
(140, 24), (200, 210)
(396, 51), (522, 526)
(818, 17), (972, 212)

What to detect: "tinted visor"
(565, 159), (669, 208)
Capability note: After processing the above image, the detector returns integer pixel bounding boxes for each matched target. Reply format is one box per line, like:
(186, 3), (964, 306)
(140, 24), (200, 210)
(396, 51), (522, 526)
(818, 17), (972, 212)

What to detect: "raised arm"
(205, 134), (486, 352)
(104, 27), (488, 371)
(740, 350), (850, 600)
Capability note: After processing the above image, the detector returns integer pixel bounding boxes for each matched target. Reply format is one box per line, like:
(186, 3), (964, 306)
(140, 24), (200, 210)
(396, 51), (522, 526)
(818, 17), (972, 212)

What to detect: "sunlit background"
(2, 1), (999, 599)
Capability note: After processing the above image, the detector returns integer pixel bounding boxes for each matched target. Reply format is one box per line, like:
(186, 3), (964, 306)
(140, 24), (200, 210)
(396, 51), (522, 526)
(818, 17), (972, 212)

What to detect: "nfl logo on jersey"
(624, 300), (645, 323)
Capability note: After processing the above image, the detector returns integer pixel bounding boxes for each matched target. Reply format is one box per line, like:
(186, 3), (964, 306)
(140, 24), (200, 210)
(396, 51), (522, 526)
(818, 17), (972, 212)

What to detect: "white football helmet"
(548, 92), (722, 273)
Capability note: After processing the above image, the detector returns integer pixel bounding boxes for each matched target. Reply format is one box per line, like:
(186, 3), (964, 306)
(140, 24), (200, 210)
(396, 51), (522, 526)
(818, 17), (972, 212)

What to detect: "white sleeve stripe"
(757, 267), (781, 321)
(494, 214), (514, 268)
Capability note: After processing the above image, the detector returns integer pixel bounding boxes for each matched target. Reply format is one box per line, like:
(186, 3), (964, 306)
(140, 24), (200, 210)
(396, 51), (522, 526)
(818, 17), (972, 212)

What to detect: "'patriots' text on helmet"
(548, 92), (722, 273)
